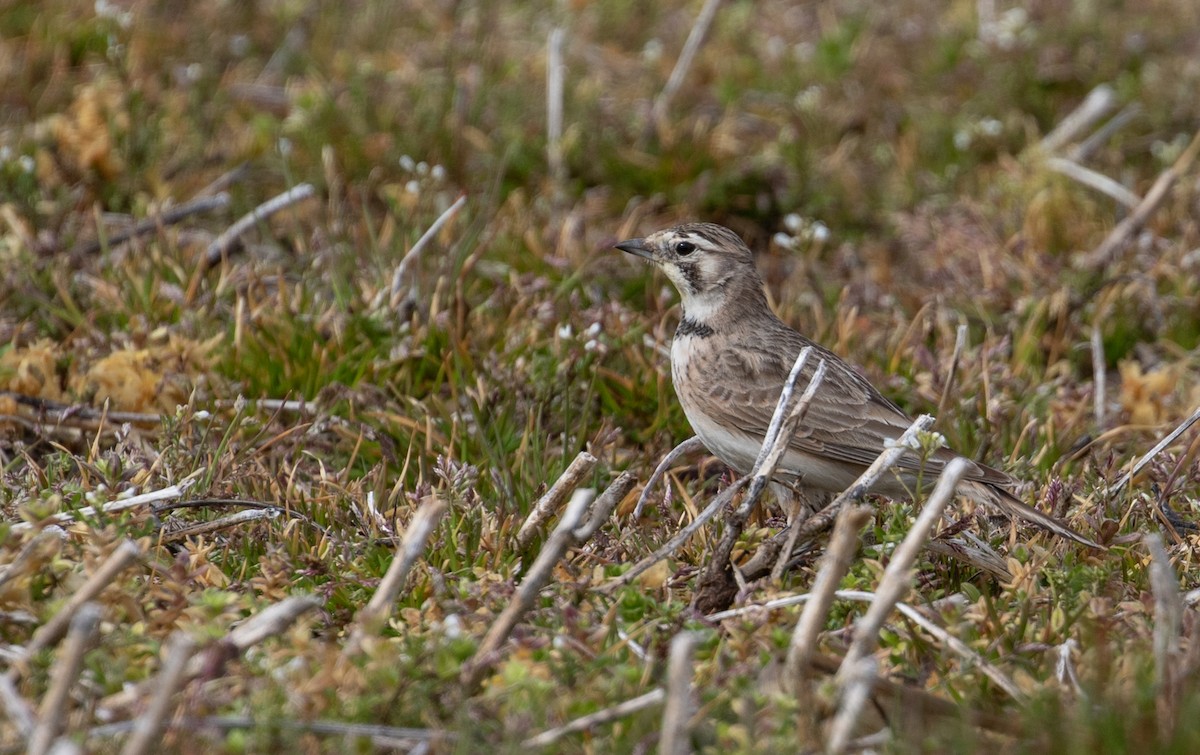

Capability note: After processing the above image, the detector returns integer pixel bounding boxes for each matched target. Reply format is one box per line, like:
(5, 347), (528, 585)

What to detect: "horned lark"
(617, 222), (1097, 548)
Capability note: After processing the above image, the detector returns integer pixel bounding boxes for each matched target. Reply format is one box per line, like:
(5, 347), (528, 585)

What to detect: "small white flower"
(585, 322), (602, 338)
(277, 137), (292, 156)
(811, 222), (830, 242)
(405, 180), (421, 195)
(430, 164), (446, 182)
(783, 213), (803, 233)
(642, 38), (663, 63)
(557, 324), (572, 339)
(773, 232), (794, 249)
(954, 129), (972, 151)
(442, 613), (462, 639)
(18, 155), (33, 173)
(193, 410), (211, 421)
(584, 339), (599, 352)
(416, 161), (429, 175)
(399, 155), (416, 172)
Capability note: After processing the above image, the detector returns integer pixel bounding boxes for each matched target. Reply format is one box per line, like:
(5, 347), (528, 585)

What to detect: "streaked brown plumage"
(617, 222), (1098, 548)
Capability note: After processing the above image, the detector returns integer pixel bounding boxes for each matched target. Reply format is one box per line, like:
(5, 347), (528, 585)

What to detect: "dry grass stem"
(226, 595), (323, 652)
(1116, 404), (1200, 492)
(1069, 102), (1143, 161)
(183, 595), (323, 679)
(71, 193), (231, 257)
(89, 716), (448, 748)
(158, 508), (278, 542)
(658, 632), (698, 755)
(600, 476), (749, 594)
(1145, 533), (1182, 691)
(738, 415), (936, 580)
(1037, 83), (1117, 155)
(1045, 156), (1140, 207)
(783, 506), (873, 692)
(632, 436), (706, 518)
(1081, 127), (1200, 270)
(202, 182), (315, 268)
(0, 671), (35, 742)
(515, 451), (598, 551)
(837, 458), (970, 679)
(13, 488), (183, 534)
(119, 633), (196, 755)
(346, 495), (449, 653)
(19, 540), (142, 663)
(651, 0), (723, 134)
(28, 604), (102, 755)
(826, 656), (879, 755)
(693, 350), (823, 611)
(937, 323), (969, 417)
(387, 194), (468, 311)
(1092, 322), (1107, 426)
(546, 26), (566, 195)
(523, 689), (665, 748)
(465, 472), (634, 687)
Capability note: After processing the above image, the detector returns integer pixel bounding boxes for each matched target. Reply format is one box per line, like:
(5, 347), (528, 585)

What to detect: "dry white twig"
(524, 689), (664, 748)
(1055, 638), (1083, 697)
(711, 587), (1022, 701)
(21, 541), (142, 661)
(1115, 404), (1200, 492)
(466, 473), (636, 687)
(658, 632), (698, 755)
(120, 633), (196, 755)
(1146, 533), (1182, 692)
(516, 451), (598, 550)
(387, 194), (468, 310)
(651, 0), (723, 130)
(203, 183), (315, 267)
(826, 656), (877, 755)
(1092, 322), (1106, 427)
(632, 436), (706, 518)
(783, 506), (872, 692)
(601, 477), (749, 593)
(12, 487), (183, 534)
(1045, 156), (1140, 208)
(837, 458), (970, 680)
(1037, 84), (1117, 155)
(346, 496), (449, 654)
(28, 604), (102, 755)
(1081, 128), (1200, 270)
(1068, 102), (1142, 162)
(546, 26), (566, 192)
(227, 595), (322, 652)
(937, 323), (969, 417)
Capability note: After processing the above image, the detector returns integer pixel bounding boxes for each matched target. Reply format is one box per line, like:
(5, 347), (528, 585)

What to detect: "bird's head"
(615, 223), (765, 320)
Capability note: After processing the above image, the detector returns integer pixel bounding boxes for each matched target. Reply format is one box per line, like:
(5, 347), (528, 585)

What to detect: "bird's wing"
(707, 326), (1013, 487)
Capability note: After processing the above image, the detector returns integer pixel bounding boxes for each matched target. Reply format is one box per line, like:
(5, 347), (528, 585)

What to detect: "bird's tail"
(959, 480), (1102, 549)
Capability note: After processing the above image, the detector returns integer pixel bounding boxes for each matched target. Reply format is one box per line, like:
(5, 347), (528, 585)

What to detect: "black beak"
(615, 238), (653, 260)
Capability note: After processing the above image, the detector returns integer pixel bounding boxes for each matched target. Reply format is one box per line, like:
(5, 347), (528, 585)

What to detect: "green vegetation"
(1, 0), (1199, 751)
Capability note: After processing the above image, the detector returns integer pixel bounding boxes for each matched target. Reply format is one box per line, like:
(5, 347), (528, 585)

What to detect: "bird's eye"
(675, 241), (696, 255)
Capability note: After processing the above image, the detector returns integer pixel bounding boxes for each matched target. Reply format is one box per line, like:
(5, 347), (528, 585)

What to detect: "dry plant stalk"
(387, 194), (468, 311)
(523, 689), (665, 748)
(202, 182), (315, 268)
(13, 487), (183, 535)
(1092, 322), (1106, 426)
(632, 436), (706, 518)
(738, 414), (937, 581)
(120, 633), (196, 755)
(1145, 532), (1183, 738)
(187, 595), (323, 678)
(1036, 83), (1117, 155)
(464, 472), (636, 688)
(28, 604), (102, 755)
(658, 632), (698, 755)
(692, 350), (824, 612)
(783, 506), (872, 693)
(836, 458), (970, 680)
(346, 495), (449, 654)
(1115, 404), (1200, 494)
(71, 192), (231, 257)
(601, 477), (749, 593)
(0, 672), (35, 741)
(546, 26), (566, 194)
(515, 451), (598, 550)
(651, 0), (723, 137)
(1081, 127), (1200, 270)
(826, 656), (878, 755)
(20, 540), (142, 662)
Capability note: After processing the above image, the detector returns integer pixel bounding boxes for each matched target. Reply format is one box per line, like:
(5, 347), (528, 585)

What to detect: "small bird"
(616, 222), (1098, 548)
